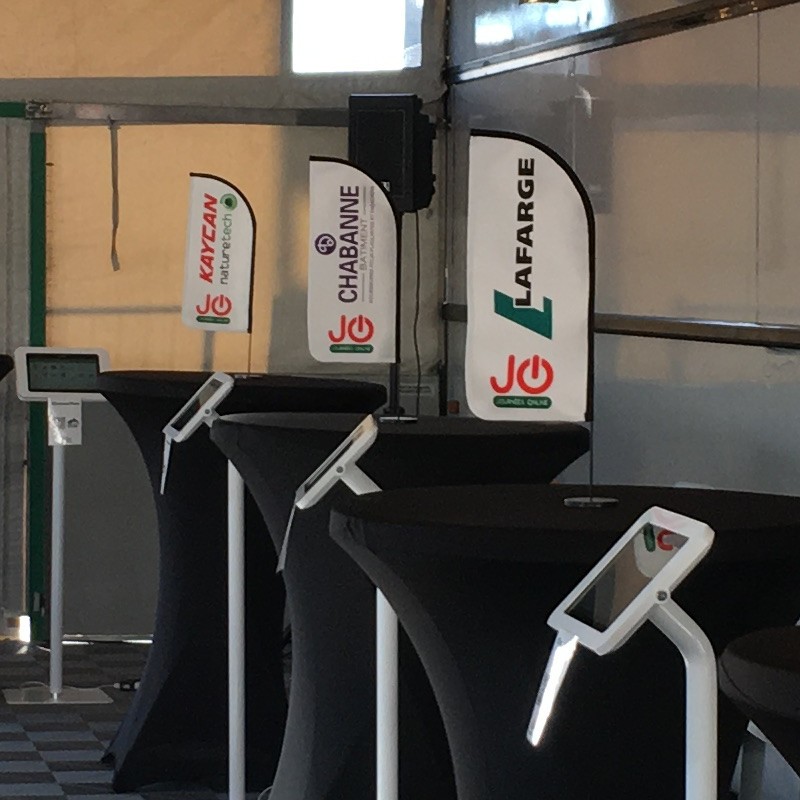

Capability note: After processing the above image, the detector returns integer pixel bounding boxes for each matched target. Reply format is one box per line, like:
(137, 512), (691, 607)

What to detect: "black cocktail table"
(209, 413), (589, 800)
(96, 372), (386, 791)
(0, 354), (12, 382)
(331, 483), (800, 800)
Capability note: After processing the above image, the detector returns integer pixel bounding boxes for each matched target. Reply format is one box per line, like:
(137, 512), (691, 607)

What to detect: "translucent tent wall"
(0, 0), (444, 375)
(0, 0), (446, 634)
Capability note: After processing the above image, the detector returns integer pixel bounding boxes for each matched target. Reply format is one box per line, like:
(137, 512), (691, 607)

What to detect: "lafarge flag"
(307, 157), (398, 363)
(182, 173), (255, 332)
(466, 131), (593, 422)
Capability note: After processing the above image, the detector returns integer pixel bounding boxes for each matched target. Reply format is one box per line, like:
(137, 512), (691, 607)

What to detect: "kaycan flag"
(307, 157), (399, 363)
(466, 131), (594, 422)
(182, 174), (255, 332)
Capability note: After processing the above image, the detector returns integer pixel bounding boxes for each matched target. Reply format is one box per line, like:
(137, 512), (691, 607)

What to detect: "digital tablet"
(15, 347), (109, 402)
(549, 506), (714, 656)
(527, 506), (714, 746)
(162, 372), (234, 444)
(294, 414), (378, 510)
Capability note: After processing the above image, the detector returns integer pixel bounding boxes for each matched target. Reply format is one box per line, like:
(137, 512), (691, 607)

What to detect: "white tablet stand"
(223, 414), (394, 800)
(528, 507), (716, 800)
(5, 347), (111, 705)
(159, 371), (234, 495)
(158, 374), (247, 794)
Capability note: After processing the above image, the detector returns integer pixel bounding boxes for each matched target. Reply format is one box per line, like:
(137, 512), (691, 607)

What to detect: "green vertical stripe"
(0, 103), (26, 119)
(28, 128), (47, 642)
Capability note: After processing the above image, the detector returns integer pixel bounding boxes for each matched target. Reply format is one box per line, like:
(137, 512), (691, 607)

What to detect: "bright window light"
(18, 615), (31, 644)
(293, 0), (423, 73)
(475, 13), (514, 46)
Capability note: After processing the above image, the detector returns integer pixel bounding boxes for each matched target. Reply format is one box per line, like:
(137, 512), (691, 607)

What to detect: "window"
(292, 0), (424, 73)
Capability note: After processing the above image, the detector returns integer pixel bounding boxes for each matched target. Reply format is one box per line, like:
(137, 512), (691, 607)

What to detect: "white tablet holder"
(159, 371), (234, 495)
(6, 346), (111, 706)
(223, 414), (397, 800)
(527, 507), (716, 800)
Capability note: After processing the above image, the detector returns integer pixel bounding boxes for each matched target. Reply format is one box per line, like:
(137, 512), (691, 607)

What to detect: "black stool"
(719, 626), (800, 778)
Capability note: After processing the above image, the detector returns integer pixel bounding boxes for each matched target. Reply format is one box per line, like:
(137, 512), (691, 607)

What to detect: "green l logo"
(494, 291), (553, 340)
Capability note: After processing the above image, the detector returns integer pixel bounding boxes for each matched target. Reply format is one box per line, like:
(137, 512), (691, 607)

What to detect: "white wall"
(449, 6), (800, 494)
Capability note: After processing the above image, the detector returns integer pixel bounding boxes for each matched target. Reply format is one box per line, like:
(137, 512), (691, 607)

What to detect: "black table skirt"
(331, 483), (800, 800)
(210, 413), (589, 800)
(97, 372), (386, 791)
(0, 354), (12, 383)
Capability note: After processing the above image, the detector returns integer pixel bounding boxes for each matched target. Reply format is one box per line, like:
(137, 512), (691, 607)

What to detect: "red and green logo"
(328, 314), (375, 353)
(195, 293), (233, 325)
(490, 354), (553, 409)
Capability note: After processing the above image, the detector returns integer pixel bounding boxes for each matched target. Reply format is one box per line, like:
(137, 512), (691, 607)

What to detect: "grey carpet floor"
(0, 640), (259, 800)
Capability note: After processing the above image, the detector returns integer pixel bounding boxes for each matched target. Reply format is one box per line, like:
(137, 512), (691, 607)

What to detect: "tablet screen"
(27, 354), (101, 393)
(566, 523), (688, 632)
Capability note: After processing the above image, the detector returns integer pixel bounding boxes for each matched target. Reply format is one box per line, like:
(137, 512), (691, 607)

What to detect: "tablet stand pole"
(50, 443), (66, 698)
(4, 434), (110, 705)
(228, 461), (246, 800)
(340, 467), (400, 800)
(649, 598), (717, 800)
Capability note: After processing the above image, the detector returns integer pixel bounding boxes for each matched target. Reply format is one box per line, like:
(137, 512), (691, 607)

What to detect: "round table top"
(0, 354), (12, 383)
(215, 412), (589, 440)
(97, 370), (387, 409)
(331, 483), (800, 564)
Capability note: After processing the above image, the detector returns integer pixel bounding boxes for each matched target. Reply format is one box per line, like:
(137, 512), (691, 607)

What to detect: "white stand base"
(3, 686), (112, 705)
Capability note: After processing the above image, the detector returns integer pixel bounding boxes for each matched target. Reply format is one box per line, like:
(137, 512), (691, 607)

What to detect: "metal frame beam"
(441, 304), (800, 350)
(450, 0), (800, 84)
(28, 101), (349, 127)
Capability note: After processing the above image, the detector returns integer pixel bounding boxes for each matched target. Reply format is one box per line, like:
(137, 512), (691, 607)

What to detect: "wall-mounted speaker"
(348, 93), (436, 214)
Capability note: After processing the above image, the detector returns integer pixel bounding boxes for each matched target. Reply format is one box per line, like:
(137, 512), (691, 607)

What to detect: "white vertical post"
(343, 467), (396, 800)
(228, 462), (246, 800)
(650, 600), (717, 800)
(376, 589), (399, 800)
(49, 444), (66, 699)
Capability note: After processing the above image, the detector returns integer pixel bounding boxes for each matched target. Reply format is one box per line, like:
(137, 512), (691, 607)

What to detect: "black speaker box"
(348, 94), (435, 214)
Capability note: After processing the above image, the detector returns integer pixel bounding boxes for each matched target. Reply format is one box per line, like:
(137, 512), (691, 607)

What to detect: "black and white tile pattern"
(0, 641), (259, 799)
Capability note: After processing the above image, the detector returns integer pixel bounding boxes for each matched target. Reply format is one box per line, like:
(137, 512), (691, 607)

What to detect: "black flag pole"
(384, 209), (405, 418)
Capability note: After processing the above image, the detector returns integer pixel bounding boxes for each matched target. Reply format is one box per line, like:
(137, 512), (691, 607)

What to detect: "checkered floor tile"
(0, 640), (261, 799)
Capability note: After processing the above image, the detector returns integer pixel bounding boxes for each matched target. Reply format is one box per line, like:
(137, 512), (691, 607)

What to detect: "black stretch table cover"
(97, 372), (386, 791)
(0, 355), (12, 382)
(331, 484), (800, 800)
(210, 413), (589, 800)
(719, 627), (800, 776)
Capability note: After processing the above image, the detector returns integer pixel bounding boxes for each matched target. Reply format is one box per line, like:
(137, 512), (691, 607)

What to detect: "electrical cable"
(413, 212), (422, 418)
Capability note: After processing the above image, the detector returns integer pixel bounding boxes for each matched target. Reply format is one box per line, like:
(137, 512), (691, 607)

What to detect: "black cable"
(413, 211), (422, 418)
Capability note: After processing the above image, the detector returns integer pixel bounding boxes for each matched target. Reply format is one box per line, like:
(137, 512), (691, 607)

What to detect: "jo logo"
(315, 233), (336, 255)
(328, 314), (375, 344)
(490, 354), (554, 395)
(196, 293), (233, 318)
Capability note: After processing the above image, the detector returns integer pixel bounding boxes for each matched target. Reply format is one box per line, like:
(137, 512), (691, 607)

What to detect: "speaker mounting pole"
(385, 209), (404, 417)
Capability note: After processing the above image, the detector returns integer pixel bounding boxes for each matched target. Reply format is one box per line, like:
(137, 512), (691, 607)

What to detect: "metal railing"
(441, 304), (800, 350)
